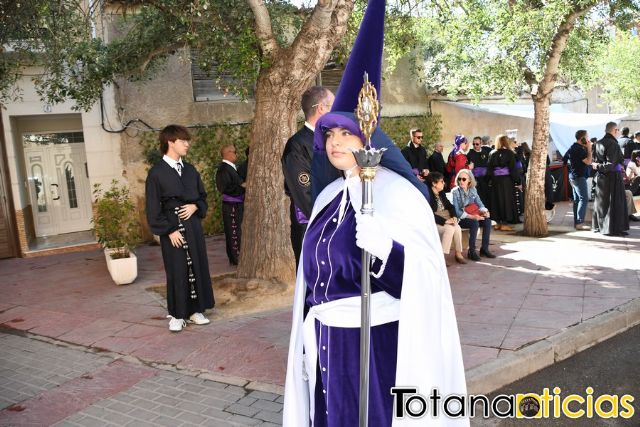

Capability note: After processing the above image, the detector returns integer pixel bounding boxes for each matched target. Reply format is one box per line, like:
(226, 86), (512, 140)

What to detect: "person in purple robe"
(284, 1), (467, 424)
(284, 111), (468, 427)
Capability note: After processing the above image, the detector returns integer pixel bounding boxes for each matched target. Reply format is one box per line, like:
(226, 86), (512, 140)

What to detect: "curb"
(465, 298), (640, 395)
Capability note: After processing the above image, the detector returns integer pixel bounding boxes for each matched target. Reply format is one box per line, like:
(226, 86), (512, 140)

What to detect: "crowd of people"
(139, 1), (636, 424)
(145, 117), (640, 333)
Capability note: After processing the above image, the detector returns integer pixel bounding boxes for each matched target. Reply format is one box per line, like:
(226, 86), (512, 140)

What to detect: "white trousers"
(436, 223), (463, 254)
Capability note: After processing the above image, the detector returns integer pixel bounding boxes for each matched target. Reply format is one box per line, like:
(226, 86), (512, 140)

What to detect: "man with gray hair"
(592, 122), (629, 236)
(281, 86), (336, 267)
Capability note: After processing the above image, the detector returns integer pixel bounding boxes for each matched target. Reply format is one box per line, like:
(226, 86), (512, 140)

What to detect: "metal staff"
(352, 73), (385, 427)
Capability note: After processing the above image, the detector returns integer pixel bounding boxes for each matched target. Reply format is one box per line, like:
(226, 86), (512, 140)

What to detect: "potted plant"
(92, 180), (141, 285)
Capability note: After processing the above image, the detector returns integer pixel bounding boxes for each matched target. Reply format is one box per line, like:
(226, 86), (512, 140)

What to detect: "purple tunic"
(303, 190), (405, 427)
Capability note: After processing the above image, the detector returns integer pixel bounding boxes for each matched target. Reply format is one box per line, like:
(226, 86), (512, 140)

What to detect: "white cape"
(283, 167), (469, 426)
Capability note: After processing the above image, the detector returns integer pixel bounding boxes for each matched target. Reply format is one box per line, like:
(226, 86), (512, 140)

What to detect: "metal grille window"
(318, 62), (344, 94)
(191, 49), (244, 102)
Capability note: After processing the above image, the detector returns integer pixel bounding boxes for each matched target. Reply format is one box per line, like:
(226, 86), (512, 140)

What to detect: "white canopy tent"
(445, 102), (626, 156)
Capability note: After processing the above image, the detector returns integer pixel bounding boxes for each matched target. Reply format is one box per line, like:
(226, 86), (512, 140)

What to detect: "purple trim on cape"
(515, 160), (523, 170)
(493, 166), (510, 176)
(314, 113), (365, 152)
(295, 206), (309, 224)
(222, 194), (245, 203)
(472, 166), (487, 177)
(613, 163), (624, 173)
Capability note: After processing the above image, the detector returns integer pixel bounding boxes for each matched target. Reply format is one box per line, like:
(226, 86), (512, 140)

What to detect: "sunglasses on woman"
(458, 177), (468, 182)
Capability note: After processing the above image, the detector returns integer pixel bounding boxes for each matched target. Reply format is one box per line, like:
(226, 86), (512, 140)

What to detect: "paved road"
(2, 323), (639, 426)
(0, 328), (283, 426)
(472, 324), (640, 426)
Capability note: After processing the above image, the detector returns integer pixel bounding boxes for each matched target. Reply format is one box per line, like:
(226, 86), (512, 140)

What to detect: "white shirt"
(304, 121), (315, 132)
(222, 159), (237, 171)
(163, 155), (183, 175)
(627, 161), (639, 179)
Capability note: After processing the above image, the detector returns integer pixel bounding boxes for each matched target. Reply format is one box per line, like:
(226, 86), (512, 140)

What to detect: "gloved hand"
(355, 213), (393, 262)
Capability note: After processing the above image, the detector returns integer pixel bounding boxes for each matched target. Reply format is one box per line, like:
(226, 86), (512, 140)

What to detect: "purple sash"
(613, 164), (623, 173)
(295, 206), (309, 224)
(222, 194), (245, 203)
(515, 160), (523, 170)
(493, 166), (510, 176)
(473, 167), (487, 177)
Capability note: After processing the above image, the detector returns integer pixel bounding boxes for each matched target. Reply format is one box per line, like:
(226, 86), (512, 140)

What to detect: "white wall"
(1, 69), (125, 211)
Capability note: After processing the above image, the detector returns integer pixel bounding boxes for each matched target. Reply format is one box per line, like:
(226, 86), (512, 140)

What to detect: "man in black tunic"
(467, 136), (491, 205)
(281, 86), (335, 267)
(401, 128), (430, 181)
(215, 144), (245, 266)
(428, 142), (446, 189)
(145, 125), (214, 332)
(592, 122), (630, 236)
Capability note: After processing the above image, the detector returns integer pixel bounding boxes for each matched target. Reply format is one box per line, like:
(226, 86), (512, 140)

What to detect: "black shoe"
(480, 248), (496, 258)
(629, 215), (640, 222)
(467, 249), (481, 261)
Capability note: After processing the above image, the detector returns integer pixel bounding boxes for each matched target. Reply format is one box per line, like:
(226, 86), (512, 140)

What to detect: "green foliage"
(382, 113), (442, 153)
(592, 31), (640, 112)
(2, 0), (426, 110)
(419, 0), (635, 102)
(140, 124), (251, 235)
(92, 180), (141, 258)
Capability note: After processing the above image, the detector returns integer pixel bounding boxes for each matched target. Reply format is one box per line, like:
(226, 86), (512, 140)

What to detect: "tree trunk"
(237, 1), (353, 283)
(236, 71), (300, 284)
(523, 95), (551, 237)
(521, 4), (592, 237)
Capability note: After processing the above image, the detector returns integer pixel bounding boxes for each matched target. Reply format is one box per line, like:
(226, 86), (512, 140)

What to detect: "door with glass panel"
(23, 132), (93, 237)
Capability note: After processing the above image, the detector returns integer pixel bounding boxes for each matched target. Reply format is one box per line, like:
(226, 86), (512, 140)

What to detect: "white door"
(24, 132), (93, 237)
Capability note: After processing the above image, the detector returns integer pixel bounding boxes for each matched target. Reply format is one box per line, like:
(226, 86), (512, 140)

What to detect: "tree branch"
(537, 2), (596, 99)
(288, 0), (350, 63)
(246, 0), (279, 58)
(138, 42), (185, 74)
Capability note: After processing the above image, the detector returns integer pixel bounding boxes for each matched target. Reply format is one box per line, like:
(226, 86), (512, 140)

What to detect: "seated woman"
(451, 169), (496, 261)
(427, 171), (466, 265)
(626, 150), (640, 196)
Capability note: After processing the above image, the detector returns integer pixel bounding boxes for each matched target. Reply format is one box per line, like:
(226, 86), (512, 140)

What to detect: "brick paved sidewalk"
(0, 330), (283, 426)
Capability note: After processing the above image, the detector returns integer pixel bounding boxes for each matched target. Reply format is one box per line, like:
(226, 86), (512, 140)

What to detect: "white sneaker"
(168, 316), (186, 332)
(544, 208), (556, 223)
(188, 312), (210, 325)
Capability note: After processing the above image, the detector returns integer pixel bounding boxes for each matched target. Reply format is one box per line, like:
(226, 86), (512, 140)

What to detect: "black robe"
(401, 143), (429, 176)
(513, 146), (527, 216)
(145, 160), (214, 319)
(487, 148), (519, 224)
(282, 126), (338, 267)
(467, 147), (491, 206)
(215, 162), (245, 265)
(593, 133), (630, 235)
(428, 150), (446, 175)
